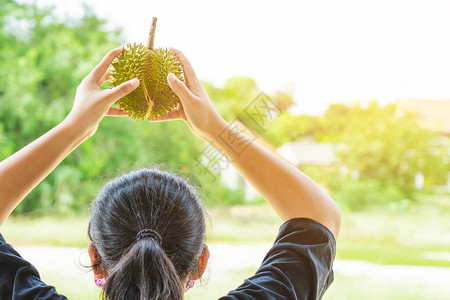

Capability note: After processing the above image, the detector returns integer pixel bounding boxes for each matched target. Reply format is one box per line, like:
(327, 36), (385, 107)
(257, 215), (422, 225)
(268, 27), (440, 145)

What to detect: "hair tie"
(136, 228), (162, 245)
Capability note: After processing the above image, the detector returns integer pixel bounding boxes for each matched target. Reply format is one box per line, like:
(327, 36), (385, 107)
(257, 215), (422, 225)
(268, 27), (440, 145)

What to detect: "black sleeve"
(218, 218), (336, 300)
(0, 233), (68, 300)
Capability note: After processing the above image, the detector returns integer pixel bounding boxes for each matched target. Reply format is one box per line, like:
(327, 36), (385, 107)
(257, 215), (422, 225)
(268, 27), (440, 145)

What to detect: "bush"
(334, 179), (406, 211)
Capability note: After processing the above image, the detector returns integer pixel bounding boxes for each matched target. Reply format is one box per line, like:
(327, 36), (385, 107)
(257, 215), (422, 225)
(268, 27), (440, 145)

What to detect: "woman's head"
(87, 168), (209, 300)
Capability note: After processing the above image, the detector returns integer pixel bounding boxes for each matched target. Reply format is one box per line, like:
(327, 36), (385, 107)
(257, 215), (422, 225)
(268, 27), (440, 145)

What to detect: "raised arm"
(0, 48), (139, 226)
(161, 48), (341, 238)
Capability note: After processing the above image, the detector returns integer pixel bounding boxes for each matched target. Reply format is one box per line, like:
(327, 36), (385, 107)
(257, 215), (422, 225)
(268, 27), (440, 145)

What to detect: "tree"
(326, 102), (443, 198)
(0, 2), (126, 213)
(261, 113), (321, 147)
(272, 91), (294, 111)
(0, 1), (248, 214)
(258, 100), (449, 204)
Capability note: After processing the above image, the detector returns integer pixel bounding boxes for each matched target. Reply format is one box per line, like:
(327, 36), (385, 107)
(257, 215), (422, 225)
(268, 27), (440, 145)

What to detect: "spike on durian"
(109, 18), (183, 120)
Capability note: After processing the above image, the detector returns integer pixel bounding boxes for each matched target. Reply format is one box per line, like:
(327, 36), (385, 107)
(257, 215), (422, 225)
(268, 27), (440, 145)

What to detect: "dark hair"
(88, 168), (206, 300)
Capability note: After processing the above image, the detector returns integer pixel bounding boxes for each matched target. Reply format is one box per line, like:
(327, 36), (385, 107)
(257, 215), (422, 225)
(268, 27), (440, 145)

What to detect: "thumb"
(106, 78), (140, 102)
(167, 73), (195, 104)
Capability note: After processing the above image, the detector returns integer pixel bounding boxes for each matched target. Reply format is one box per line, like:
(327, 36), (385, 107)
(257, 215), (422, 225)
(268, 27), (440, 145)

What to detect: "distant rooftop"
(397, 100), (450, 134)
(276, 141), (337, 166)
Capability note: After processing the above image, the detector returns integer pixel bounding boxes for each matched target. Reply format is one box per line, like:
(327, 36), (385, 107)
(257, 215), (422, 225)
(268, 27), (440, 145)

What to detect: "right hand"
(152, 48), (226, 141)
(65, 47), (139, 138)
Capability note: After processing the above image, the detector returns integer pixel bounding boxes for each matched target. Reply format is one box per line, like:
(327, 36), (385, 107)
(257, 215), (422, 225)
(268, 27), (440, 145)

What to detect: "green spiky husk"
(146, 48), (183, 119)
(109, 43), (183, 120)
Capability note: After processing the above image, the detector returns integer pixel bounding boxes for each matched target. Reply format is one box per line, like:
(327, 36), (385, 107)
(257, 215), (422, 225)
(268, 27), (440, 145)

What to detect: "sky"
(23, 0), (450, 115)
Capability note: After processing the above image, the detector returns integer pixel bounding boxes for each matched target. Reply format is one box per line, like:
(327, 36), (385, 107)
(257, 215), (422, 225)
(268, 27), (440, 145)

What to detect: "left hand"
(150, 48), (226, 142)
(64, 47), (140, 138)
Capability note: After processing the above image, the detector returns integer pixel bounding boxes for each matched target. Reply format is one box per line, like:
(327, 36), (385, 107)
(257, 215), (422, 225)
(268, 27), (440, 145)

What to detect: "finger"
(150, 108), (182, 122)
(89, 47), (123, 83)
(98, 69), (111, 87)
(169, 48), (202, 90)
(106, 107), (128, 116)
(167, 73), (196, 104)
(105, 78), (140, 103)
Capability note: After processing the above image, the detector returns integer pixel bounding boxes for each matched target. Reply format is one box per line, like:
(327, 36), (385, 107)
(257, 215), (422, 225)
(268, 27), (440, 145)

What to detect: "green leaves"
(0, 3), (242, 214)
(0, 2), (121, 214)
(262, 101), (448, 207)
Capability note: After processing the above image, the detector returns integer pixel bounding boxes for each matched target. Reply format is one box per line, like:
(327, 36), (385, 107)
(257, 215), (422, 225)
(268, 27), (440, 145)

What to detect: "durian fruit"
(109, 18), (183, 120)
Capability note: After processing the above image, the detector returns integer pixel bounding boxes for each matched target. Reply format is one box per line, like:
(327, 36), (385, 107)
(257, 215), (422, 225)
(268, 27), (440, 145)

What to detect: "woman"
(0, 47), (341, 299)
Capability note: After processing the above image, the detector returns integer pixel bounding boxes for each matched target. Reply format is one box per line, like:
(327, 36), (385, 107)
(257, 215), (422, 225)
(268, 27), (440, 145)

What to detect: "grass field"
(1, 193), (449, 299)
(3, 193), (450, 267)
(25, 254), (450, 300)
(29, 266), (450, 300)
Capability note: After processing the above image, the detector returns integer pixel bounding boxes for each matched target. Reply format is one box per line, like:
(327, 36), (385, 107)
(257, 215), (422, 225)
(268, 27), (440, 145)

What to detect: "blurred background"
(0, 0), (449, 299)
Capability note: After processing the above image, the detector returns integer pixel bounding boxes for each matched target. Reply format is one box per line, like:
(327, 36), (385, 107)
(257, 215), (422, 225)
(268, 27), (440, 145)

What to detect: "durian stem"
(147, 17), (158, 50)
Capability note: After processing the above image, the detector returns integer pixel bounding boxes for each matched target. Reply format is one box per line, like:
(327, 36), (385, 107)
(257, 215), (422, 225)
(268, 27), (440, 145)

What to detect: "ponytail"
(104, 238), (183, 300)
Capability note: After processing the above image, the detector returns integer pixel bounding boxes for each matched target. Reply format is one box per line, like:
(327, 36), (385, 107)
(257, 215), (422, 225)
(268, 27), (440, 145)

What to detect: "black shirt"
(219, 218), (336, 300)
(0, 234), (68, 299)
(0, 218), (335, 300)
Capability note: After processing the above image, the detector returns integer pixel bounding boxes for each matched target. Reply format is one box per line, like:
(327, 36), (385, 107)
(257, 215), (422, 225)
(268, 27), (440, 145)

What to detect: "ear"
(88, 242), (105, 279)
(192, 244), (210, 280)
